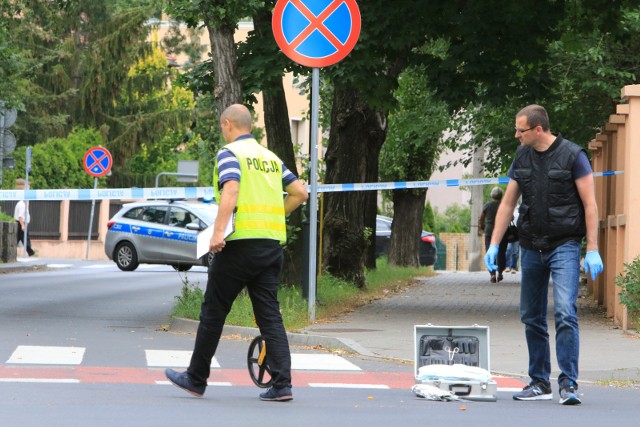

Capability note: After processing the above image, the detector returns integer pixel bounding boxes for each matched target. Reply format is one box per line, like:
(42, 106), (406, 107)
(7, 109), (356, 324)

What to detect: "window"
(141, 206), (168, 224)
(123, 207), (144, 219)
(169, 207), (194, 228)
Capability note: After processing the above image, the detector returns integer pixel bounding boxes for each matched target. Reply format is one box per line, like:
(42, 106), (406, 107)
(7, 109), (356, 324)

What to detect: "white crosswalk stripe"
(6, 346), (85, 365)
(3, 346), (362, 371)
(291, 353), (361, 371)
(145, 350), (220, 368)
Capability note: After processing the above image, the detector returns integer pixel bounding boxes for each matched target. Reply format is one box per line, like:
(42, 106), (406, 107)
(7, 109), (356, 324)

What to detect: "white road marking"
(6, 346), (86, 365)
(156, 380), (232, 387)
(0, 378), (80, 383)
(309, 383), (389, 389)
(145, 350), (220, 368)
(291, 354), (362, 371)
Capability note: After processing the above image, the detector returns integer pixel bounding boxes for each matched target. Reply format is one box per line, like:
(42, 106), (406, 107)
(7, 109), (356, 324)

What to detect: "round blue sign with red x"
(83, 146), (112, 178)
(272, 0), (361, 68)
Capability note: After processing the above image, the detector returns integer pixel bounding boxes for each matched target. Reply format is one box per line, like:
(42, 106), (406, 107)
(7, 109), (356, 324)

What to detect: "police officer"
(166, 104), (308, 402)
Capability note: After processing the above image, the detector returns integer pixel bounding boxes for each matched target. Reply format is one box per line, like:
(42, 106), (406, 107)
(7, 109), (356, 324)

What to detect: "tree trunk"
(202, 17), (243, 117)
(364, 119), (386, 270)
(252, 9), (304, 286)
(389, 189), (427, 267)
(322, 87), (387, 287)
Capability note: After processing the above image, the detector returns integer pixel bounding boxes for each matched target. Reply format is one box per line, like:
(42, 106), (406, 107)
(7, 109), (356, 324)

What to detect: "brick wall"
(439, 232), (473, 271)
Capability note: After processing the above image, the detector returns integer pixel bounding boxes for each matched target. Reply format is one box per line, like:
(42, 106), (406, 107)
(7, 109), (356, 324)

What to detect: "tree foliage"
(1, 0), (197, 186)
(0, 6), (29, 110)
(439, 2), (640, 174)
(2, 127), (106, 189)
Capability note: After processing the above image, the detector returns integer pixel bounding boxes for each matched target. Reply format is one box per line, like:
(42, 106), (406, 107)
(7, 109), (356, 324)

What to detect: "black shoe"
(559, 379), (581, 405)
(497, 273), (504, 282)
(512, 380), (553, 401)
(259, 386), (293, 402)
(490, 273), (497, 283)
(165, 368), (206, 397)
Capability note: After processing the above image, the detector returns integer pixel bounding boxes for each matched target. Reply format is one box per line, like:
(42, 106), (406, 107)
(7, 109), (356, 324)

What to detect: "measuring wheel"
(247, 335), (273, 388)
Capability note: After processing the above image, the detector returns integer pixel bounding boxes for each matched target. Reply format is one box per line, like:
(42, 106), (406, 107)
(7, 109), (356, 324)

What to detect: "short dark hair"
(516, 104), (550, 131)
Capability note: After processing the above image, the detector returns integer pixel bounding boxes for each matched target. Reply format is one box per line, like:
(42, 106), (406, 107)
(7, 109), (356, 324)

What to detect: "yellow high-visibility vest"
(214, 138), (287, 243)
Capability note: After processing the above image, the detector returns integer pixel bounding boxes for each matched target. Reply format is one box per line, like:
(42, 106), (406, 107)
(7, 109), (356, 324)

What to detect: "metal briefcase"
(414, 324), (497, 402)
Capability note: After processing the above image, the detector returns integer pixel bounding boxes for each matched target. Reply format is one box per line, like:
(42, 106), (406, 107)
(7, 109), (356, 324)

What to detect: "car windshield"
(186, 203), (218, 226)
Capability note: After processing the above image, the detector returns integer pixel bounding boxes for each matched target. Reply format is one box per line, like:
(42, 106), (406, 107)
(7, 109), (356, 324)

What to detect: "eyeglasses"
(515, 125), (537, 134)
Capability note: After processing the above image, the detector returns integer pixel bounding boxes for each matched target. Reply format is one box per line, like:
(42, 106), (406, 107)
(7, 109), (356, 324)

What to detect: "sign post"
(83, 146), (112, 259)
(272, 0), (360, 320)
(23, 147), (32, 257)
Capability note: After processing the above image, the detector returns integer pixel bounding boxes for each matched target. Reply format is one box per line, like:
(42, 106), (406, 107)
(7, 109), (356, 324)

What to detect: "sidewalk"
(301, 270), (640, 383)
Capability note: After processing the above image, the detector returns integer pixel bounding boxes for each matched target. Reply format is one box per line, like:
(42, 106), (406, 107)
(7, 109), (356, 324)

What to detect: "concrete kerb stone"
(169, 317), (376, 357)
(0, 261), (47, 274)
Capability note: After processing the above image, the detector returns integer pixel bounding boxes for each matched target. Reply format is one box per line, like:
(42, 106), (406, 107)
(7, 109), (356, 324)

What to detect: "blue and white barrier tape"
(0, 170), (624, 201)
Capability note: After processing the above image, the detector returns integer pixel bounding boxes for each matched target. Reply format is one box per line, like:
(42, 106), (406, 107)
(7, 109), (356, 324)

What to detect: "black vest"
(512, 135), (587, 251)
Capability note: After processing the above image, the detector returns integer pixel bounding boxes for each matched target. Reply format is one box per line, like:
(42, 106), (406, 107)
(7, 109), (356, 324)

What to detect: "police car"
(105, 200), (217, 271)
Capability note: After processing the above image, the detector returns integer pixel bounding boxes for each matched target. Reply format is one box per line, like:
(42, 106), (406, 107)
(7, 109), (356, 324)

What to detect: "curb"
(169, 317), (377, 357)
(0, 262), (48, 274)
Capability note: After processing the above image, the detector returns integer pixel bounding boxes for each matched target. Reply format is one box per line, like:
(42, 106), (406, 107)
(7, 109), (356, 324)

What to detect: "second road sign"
(83, 146), (112, 178)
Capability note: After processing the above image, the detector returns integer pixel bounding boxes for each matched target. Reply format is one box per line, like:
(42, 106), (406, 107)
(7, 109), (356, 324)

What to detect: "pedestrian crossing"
(0, 344), (409, 390)
(4, 345), (362, 371)
(0, 345), (524, 391)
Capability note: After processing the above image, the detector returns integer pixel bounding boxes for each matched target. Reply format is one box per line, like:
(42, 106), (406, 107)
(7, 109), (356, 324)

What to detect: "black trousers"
(187, 239), (291, 389)
(16, 222), (35, 256)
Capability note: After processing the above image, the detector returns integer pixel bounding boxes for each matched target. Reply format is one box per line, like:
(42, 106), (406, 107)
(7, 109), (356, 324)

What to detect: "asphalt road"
(0, 261), (638, 426)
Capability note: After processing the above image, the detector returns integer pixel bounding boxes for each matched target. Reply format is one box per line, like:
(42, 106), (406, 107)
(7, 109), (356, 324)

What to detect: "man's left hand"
(584, 250), (603, 281)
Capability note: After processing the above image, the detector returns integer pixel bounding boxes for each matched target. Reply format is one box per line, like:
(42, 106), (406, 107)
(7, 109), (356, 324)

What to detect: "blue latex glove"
(584, 250), (604, 281)
(484, 244), (499, 272)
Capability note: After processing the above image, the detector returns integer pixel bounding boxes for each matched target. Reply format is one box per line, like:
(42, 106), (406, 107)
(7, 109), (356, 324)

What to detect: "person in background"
(505, 204), (520, 273)
(165, 104), (308, 402)
(13, 178), (36, 257)
(479, 186), (508, 282)
(485, 104), (603, 405)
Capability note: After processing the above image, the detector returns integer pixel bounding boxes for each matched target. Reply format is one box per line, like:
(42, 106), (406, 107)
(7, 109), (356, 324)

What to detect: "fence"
(588, 84), (640, 331)
(0, 199), (112, 260)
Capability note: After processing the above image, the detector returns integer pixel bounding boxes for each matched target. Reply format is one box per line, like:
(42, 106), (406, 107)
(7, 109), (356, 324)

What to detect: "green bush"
(615, 256), (640, 330)
(170, 258), (429, 331)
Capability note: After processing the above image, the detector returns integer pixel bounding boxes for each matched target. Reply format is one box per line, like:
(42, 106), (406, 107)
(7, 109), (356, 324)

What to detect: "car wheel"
(172, 264), (192, 272)
(115, 242), (139, 271)
(201, 251), (215, 268)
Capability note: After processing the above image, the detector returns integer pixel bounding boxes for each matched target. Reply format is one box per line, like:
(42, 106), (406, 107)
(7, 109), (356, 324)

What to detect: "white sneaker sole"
(513, 394), (553, 401)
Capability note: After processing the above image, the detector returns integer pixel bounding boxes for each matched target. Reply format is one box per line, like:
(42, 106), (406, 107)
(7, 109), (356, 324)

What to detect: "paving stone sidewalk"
(302, 270), (640, 383)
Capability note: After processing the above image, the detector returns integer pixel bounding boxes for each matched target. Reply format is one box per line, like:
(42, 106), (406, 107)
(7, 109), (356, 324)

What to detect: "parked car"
(375, 215), (437, 266)
(105, 200), (217, 271)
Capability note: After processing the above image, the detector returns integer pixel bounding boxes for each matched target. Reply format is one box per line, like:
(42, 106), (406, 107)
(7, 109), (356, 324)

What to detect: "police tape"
(0, 170), (623, 201)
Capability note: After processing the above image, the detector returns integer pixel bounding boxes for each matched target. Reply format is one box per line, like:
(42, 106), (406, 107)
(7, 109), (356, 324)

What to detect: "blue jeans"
(520, 240), (581, 385)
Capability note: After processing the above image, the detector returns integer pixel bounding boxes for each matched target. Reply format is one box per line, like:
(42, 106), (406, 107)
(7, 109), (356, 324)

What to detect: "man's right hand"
(484, 244), (499, 272)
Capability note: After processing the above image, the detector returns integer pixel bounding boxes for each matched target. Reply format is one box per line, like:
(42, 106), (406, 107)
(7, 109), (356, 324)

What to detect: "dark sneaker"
(559, 380), (581, 405)
(497, 273), (504, 282)
(165, 368), (206, 397)
(259, 386), (293, 402)
(513, 381), (553, 401)
(490, 273), (497, 283)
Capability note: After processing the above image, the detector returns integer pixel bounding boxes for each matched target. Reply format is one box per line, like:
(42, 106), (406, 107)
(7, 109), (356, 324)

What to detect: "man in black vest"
(484, 104), (603, 406)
